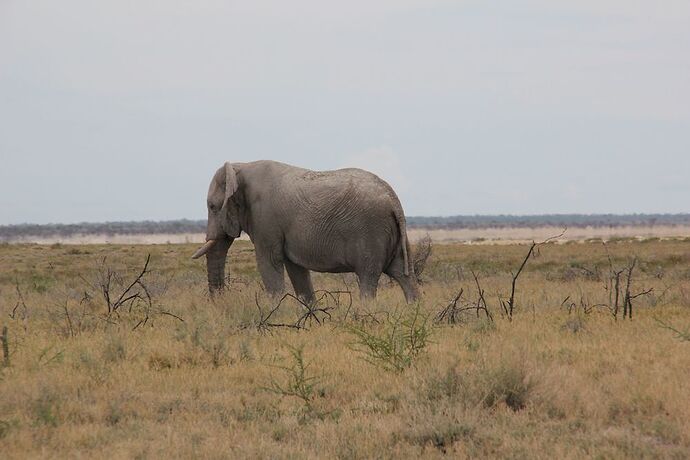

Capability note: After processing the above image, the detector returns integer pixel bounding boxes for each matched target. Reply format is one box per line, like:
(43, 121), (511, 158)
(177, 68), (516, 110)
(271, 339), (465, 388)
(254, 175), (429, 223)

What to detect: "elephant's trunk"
(205, 238), (233, 294)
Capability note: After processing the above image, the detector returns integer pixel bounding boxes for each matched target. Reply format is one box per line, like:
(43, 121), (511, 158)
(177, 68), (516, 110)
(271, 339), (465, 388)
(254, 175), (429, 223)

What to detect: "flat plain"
(1, 239), (689, 458)
(5, 224), (690, 245)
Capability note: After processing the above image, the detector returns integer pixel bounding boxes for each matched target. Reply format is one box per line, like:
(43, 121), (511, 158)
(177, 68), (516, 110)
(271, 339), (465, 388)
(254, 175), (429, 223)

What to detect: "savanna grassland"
(1, 239), (689, 459)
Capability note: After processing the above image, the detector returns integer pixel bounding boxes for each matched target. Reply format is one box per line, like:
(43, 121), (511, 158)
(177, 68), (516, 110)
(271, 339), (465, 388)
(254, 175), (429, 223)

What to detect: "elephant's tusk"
(191, 240), (216, 259)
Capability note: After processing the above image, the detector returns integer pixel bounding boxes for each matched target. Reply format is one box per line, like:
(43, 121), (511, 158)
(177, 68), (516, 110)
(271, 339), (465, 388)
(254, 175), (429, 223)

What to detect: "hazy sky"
(1, 1), (689, 224)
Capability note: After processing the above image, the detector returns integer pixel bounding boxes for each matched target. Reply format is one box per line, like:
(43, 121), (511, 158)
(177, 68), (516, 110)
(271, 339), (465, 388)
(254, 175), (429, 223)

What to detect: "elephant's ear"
(221, 162), (241, 237)
(223, 162), (239, 203)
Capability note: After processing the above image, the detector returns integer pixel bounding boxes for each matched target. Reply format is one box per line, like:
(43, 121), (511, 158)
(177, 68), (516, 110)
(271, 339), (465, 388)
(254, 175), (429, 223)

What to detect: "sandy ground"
(408, 224), (690, 244)
(4, 225), (690, 245)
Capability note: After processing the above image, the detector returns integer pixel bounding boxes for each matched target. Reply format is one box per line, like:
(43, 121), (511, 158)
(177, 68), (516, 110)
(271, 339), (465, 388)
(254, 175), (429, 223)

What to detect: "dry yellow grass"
(1, 239), (689, 458)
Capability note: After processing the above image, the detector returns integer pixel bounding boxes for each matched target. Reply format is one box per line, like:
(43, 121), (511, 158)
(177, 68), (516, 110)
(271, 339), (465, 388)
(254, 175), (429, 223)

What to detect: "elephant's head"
(191, 162), (243, 293)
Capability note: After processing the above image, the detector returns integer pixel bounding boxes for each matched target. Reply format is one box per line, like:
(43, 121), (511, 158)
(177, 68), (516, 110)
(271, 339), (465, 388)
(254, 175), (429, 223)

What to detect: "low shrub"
(345, 304), (433, 372)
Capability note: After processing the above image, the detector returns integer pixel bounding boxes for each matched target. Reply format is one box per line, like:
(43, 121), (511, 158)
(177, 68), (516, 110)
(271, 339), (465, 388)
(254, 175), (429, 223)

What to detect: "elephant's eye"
(208, 202), (217, 212)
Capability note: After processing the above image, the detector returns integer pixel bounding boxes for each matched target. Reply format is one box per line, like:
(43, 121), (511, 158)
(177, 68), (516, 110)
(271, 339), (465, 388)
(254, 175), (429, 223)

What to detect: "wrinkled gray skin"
(193, 160), (418, 303)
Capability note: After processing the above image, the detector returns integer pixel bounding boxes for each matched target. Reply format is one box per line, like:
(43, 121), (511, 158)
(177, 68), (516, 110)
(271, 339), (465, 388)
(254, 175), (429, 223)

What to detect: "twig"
(654, 317), (690, 341)
(472, 270), (493, 322)
(63, 301), (75, 338)
(158, 310), (185, 322)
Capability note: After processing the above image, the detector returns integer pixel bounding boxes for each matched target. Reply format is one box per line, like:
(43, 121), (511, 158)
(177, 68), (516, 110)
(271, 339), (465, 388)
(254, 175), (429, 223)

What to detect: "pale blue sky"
(1, 1), (689, 224)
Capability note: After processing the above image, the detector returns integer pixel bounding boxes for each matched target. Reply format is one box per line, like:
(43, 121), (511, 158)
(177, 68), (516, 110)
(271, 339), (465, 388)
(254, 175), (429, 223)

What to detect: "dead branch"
(472, 271), (493, 322)
(622, 258), (636, 319)
(435, 288), (465, 324)
(1, 326), (9, 367)
(500, 241), (535, 320)
(113, 254), (151, 312)
(158, 310), (185, 322)
(348, 307), (388, 325)
(622, 258), (653, 319)
(254, 293), (304, 333)
(500, 229), (566, 320)
(293, 292), (336, 328)
(62, 301), (75, 338)
(254, 289), (351, 332)
(561, 294), (608, 316)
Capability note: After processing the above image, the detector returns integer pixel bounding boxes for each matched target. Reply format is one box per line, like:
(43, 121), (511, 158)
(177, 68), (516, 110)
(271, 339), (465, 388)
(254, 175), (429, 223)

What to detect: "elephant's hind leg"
(285, 259), (315, 304)
(389, 272), (419, 304)
(357, 271), (381, 301)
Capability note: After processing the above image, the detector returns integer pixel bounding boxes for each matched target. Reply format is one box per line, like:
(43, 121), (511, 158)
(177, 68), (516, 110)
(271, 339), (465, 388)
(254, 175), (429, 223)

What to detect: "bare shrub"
(93, 254), (153, 315)
(435, 272), (493, 325)
(413, 234), (433, 284)
(602, 255), (653, 320)
(76, 255), (183, 331)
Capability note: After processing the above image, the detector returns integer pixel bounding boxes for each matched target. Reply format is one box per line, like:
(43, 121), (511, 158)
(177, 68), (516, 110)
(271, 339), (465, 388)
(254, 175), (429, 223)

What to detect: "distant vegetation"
(409, 213), (690, 229)
(1, 214), (689, 240)
(0, 219), (205, 240)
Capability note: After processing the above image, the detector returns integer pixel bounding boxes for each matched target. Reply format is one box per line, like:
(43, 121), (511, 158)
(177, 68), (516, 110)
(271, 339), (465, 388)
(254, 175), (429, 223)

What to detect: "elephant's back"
(294, 167), (398, 203)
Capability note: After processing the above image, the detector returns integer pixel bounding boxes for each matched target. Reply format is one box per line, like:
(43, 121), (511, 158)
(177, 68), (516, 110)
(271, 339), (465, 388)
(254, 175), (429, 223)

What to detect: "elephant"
(192, 160), (418, 303)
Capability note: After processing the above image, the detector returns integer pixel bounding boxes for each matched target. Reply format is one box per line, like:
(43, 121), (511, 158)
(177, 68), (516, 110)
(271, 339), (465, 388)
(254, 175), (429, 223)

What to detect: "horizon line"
(2, 212), (690, 228)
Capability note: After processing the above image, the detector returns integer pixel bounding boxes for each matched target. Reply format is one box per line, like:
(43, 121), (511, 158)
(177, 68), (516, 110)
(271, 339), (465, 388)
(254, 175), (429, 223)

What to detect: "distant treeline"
(1, 214), (689, 240)
(0, 219), (205, 240)
(408, 214), (690, 229)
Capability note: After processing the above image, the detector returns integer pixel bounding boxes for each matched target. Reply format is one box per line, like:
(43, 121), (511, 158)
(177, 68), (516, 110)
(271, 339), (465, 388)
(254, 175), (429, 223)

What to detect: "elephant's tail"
(393, 207), (412, 277)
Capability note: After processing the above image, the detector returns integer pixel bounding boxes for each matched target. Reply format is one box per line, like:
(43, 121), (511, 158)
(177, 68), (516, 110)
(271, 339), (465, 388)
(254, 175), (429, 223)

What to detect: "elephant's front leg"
(285, 259), (315, 304)
(254, 244), (285, 297)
